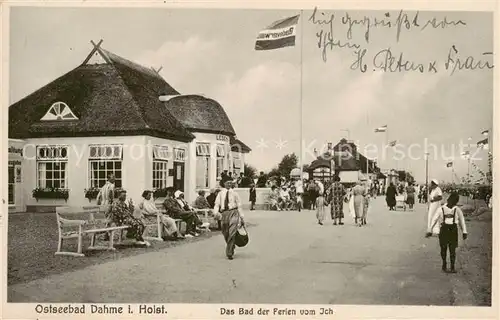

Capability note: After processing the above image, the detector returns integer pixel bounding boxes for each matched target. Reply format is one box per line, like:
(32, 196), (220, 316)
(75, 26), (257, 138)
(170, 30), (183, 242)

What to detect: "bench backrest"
(56, 206), (105, 224)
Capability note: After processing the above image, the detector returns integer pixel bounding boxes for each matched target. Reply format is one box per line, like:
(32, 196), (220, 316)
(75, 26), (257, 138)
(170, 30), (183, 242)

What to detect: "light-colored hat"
(431, 179), (439, 185)
(174, 190), (183, 198)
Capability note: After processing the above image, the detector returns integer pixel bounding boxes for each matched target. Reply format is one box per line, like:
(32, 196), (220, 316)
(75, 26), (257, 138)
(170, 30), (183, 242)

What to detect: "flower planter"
(32, 188), (69, 202)
(84, 188), (100, 202)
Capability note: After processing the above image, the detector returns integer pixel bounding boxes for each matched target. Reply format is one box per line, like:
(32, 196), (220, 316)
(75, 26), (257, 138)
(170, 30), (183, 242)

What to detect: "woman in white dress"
(427, 179), (444, 234)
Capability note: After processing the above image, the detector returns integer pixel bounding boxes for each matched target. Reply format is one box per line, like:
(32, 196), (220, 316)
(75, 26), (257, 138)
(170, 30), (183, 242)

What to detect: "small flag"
(446, 162), (453, 168)
(374, 125), (387, 133)
(482, 129), (489, 136)
(388, 140), (397, 147)
(477, 138), (489, 149)
(255, 15), (300, 51)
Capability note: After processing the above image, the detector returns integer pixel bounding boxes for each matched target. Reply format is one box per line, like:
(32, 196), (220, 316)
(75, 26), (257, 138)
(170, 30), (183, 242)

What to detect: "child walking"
(249, 184), (256, 211)
(426, 192), (468, 273)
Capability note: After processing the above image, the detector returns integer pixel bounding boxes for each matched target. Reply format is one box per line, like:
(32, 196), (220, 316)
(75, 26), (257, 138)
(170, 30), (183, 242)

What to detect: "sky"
(9, 7), (493, 183)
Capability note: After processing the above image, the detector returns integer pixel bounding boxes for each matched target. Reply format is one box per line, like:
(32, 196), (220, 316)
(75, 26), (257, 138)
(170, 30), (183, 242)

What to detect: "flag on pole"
(255, 15), (300, 51)
(477, 138), (489, 149)
(482, 129), (489, 136)
(446, 162), (453, 168)
(461, 150), (470, 159)
(388, 140), (397, 147)
(374, 125), (387, 133)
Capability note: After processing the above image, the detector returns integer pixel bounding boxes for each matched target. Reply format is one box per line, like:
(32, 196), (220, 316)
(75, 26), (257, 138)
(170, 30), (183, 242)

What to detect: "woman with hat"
(426, 192), (468, 273)
(427, 179), (443, 235)
(352, 177), (368, 227)
(214, 180), (245, 260)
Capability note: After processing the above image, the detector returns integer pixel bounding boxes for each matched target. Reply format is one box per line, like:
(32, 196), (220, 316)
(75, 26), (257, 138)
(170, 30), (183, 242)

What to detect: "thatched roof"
(163, 95), (236, 136)
(230, 136), (251, 153)
(308, 154), (359, 172)
(9, 47), (195, 141)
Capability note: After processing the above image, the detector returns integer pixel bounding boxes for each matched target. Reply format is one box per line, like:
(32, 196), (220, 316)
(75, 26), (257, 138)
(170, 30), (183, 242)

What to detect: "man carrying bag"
(214, 181), (247, 260)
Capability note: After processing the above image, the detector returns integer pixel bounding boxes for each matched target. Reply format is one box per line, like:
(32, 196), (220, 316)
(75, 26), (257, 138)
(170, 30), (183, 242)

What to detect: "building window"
(233, 153), (242, 176)
(313, 167), (331, 183)
(216, 144), (226, 178)
(88, 145), (123, 188)
(174, 148), (185, 162)
(196, 143), (210, 188)
(36, 145), (68, 188)
(152, 145), (170, 190)
(41, 102), (78, 121)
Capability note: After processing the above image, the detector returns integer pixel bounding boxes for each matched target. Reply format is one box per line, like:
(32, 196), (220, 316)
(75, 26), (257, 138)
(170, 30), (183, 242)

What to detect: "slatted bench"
(155, 203), (184, 232)
(55, 206), (129, 257)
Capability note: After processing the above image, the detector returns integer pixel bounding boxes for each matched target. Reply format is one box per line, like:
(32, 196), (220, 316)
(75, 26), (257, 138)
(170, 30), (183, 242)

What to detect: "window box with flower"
(84, 187), (101, 202)
(32, 187), (69, 202)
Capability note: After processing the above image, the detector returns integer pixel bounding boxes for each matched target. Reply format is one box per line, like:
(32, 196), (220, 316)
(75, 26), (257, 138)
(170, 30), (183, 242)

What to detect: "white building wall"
(22, 136), (148, 208)
(144, 136), (189, 191)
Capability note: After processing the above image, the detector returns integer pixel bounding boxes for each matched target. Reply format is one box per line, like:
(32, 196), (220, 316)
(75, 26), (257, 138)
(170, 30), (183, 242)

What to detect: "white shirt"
(428, 205), (467, 234)
(97, 181), (115, 204)
(295, 180), (304, 193)
(429, 186), (443, 201)
(213, 188), (243, 216)
(316, 181), (324, 196)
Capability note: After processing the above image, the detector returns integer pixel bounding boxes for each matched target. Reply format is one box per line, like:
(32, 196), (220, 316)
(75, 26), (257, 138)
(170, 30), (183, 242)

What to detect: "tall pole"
(425, 152), (429, 210)
(299, 10), (304, 180)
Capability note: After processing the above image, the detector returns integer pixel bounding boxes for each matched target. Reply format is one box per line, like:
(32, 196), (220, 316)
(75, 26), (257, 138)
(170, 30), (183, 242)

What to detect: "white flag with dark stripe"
(255, 15), (300, 51)
(374, 125), (387, 133)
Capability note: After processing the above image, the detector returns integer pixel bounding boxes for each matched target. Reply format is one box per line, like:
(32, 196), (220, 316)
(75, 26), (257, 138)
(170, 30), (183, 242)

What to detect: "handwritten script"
(308, 8), (493, 74)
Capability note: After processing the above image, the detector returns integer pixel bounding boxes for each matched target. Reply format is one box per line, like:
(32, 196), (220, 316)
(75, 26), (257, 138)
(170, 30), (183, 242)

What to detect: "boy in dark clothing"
(249, 184), (257, 210)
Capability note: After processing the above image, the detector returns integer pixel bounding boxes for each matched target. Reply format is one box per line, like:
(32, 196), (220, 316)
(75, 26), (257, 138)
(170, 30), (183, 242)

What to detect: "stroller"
(395, 193), (407, 211)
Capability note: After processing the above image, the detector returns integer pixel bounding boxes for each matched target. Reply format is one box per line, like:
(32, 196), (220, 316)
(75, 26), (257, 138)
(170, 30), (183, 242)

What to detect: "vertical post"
(425, 152), (429, 210)
(299, 10), (304, 180)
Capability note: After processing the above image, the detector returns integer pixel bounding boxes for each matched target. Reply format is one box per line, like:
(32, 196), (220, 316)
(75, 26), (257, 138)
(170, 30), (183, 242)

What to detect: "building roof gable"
(9, 43), (194, 141)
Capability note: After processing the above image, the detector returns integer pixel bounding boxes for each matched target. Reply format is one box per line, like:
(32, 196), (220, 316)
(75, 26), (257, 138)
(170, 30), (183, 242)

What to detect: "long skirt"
(221, 209), (241, 258)
(362, 197), (369, 221)
(406, 193), (415, 205)
(316, 196), (326, 222)
(330, 198), (344, 219)
(122, 216), (146, 241)
(386, 195), (396, 208)
(353, 195), (364, 219)
(160, 215), (179, 237)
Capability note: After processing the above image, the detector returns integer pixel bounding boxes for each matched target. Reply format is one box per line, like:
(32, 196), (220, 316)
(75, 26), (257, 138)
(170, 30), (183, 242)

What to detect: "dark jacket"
(249, 187), (257, 202)
(163, 197), (186, 218)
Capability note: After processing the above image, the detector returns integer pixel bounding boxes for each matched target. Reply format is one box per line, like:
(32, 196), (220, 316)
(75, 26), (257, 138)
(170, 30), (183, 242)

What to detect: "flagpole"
(299, 10), (304, 180)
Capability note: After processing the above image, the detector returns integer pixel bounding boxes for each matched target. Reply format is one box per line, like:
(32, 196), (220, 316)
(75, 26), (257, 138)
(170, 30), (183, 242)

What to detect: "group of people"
(96, 174), (247, 260)
(385, 182), (417, 210)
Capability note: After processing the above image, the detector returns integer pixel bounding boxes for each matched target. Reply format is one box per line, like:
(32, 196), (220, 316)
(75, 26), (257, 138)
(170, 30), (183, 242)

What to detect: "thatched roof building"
(9, 47), (197, 142)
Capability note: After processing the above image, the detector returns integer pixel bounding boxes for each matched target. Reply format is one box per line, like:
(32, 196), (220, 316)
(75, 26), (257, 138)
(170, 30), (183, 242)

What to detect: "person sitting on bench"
(136, 190), (184, 240)
(163, 188), (200, 238)
(110, 189), (150, 246)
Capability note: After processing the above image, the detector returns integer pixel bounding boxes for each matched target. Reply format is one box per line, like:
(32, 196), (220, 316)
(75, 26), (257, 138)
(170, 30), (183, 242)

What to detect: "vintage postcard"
(1, 0), (497, 319)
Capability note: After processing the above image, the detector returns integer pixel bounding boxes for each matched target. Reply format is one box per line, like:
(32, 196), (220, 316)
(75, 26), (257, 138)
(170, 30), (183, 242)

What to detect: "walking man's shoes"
(227, 256), (233, 260)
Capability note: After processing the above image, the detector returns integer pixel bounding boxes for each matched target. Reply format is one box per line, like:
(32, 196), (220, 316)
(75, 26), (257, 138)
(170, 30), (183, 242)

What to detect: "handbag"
(235, 224), (249, 247)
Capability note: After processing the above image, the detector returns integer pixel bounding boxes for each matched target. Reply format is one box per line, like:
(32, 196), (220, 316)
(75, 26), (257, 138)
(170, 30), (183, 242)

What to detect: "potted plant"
(84, 187), (100, 202)
(32, 187), (69, 202)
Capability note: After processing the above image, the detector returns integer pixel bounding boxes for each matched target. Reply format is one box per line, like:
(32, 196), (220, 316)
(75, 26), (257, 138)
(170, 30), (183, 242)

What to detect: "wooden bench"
(55, 206), (129, 257)
(141, 213), (165, 242)
(155, 203), (184, 233)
